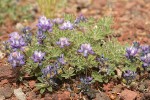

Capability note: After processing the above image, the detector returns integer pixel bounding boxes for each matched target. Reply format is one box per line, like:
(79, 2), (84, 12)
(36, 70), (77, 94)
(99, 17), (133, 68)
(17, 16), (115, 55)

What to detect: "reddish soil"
(64, 0), (150, 44)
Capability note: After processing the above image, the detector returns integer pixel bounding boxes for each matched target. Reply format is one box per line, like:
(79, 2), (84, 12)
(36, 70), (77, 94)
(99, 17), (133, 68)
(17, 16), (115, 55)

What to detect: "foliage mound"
(4, 15), (150, 98)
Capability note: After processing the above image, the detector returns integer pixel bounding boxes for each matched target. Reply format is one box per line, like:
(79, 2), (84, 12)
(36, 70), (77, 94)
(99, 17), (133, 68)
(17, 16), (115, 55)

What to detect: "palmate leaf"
(61, 68), (75, 79)
(92, 71), (103, 83)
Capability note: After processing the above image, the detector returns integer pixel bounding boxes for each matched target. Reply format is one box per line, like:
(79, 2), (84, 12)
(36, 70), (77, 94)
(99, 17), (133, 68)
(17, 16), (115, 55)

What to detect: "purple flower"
(125, 47), (138, 59)
(59, 21), (74, 30)
(9, 32), (21, 40)
(37, 30), (46, 44)
(22, 27), (31, 34)
(96, 54), (108, 64)
(42, 63), (60, 78)
(42, 65), (54, 77)
(140, 45), (150, 55)
(57, 54), (66, 65)
(56, 37), (70, 48)
(52, 18), (64, 24)
(37, 16), (53, 32)
(9, 32), (27, 50)
(78, 43), (95, 57)
(80, 77), (93, 84)
(22, 27), (32, 44)
(8, 51), (25, 68)
(31, 51), (45, 63)
(74, 14), (86, 24)
(123, 70), (136, 81)
(141, 53), (150, 67)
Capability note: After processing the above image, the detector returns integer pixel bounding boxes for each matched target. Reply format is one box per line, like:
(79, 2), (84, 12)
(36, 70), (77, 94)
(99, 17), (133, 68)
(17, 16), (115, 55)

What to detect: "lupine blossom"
(123, 70), (136, 81)
(141, 53), (150, 67)
(42, 63), (60, 78)
(96, 54), (108, 64)
(31, 51), (45, 63)
(37, 16), (53, 32)
(37, 30), (46, 44)
(140, 45), (150, 55)
(74, 14), (86, 24)
(56, 37), (70, 48)
(80, 77), (93, 84)
(52, 18), (64, 24)
(9, 32), (27, 50)
(59, 21), (74, 30)
(125, 47), (138, 59)
(42, 65), (54, 77)
(57, 54), (66, 65)
(78, 43), (95, 57)
(22, 27), (32, 44)
(8, 51), (25, 68)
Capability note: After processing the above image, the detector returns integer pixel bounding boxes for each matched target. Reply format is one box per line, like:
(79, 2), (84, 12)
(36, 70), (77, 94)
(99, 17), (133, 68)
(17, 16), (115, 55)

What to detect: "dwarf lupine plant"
(6, 15), (148, 94)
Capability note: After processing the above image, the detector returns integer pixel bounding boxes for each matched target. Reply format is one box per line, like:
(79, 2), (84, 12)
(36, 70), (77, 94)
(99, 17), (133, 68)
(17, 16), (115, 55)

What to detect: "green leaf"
(40, 88), (46, 94)
(37, 77), (44, 83)
(61, 68), (75, 79)
(35, 83), (47, 89)
(92, 71), (103, 83)
(47, 86), (52, 92)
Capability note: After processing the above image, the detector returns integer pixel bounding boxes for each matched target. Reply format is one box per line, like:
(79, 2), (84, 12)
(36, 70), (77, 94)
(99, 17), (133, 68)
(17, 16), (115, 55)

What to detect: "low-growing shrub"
(4, 15), (150, 96)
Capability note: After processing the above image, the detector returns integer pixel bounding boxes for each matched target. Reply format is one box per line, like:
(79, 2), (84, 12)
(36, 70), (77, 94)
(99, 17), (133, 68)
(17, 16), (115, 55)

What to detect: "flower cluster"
(141, 53), (150, 68)
(9, 32), (27, 51)
(22, 27), (32, 44)
(56, 37), (70, 48)
(37, 16), (53, 32)
(78, 43), (95, 57)
(42, 63), (60, 78)
(125, 42), (150, 71)
(59, 21), (74, 30)
(37, 30), (46, 44)
(96, 54), (108, 64)
(125, 47), (138, 59)
(140, 45), (150, 55)
(74, 14), (86, 24)
(31, 51), (45, 63)
(57, 54), (66, 65)
(80, 77), (93, 84)
(52, 18), (64, 25)
(8, 51), (25, 68)
(123, 70), (136, 81)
